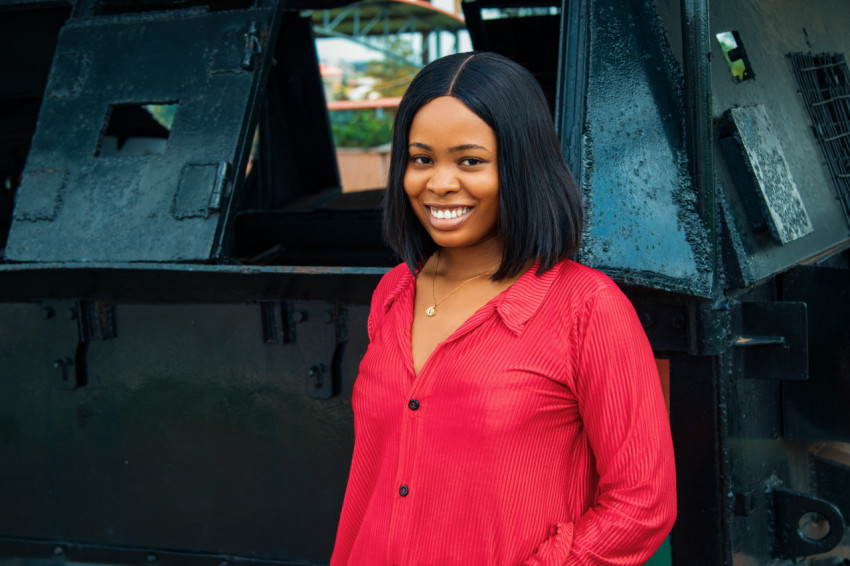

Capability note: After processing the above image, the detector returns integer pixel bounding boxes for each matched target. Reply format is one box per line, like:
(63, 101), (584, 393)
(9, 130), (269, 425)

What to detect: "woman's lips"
(426, 205), (472, 229)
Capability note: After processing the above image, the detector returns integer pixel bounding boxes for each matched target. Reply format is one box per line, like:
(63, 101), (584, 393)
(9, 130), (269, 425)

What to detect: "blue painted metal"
(577, 1), (713, 297)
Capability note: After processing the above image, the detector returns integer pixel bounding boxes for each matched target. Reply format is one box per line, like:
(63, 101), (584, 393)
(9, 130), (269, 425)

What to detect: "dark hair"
(384, 51), (583, 280)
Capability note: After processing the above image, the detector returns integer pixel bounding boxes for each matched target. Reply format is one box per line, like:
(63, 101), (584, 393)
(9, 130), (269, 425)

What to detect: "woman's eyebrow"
(449, 143), (488, 152)
(408, 142), (490, 152)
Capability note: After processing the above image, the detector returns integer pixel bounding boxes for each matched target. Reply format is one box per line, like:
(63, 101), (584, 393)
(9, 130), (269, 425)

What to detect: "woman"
(331, 52), (676, 565)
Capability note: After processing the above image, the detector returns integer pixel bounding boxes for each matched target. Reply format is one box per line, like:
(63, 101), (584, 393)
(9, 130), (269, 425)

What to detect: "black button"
(399, 485), (409, 497)
(408, 399), (420, 411)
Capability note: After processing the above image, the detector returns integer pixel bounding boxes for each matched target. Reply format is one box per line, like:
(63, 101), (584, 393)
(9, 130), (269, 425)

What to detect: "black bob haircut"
(384, 51), (583, 281)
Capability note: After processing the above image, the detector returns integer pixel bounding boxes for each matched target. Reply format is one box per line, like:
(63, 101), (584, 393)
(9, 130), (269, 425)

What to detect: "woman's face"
(404, 96), (500, 252)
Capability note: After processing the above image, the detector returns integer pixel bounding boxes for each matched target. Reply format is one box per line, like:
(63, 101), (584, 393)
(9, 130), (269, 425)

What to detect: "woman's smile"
(427, 206), (471, 220)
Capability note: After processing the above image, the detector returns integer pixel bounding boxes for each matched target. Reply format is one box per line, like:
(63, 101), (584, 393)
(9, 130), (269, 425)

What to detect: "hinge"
(241, 21), (263, 70)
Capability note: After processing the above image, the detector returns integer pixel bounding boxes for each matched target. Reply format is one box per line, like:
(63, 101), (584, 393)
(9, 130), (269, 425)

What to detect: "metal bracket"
(306, 303), (347, 400)
(260, 301), (346, 399)
(812, 446), (850, 526)
(42, 300), (116, 390)
(260, 301), (297, 344)
(771, 487), (845, 559)
(78, 300), (117, 341)
(732, 301), (808, 380)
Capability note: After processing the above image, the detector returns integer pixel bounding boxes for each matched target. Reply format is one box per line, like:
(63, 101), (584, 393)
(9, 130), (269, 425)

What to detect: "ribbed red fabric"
(330, 259), (676, 565)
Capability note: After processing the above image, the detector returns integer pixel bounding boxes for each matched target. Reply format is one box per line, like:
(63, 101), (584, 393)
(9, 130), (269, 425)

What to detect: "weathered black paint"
(2, 0), (850, 565)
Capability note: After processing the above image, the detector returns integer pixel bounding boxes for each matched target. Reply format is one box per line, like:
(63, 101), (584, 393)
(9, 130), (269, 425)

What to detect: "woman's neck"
(433, 237), (503, 280)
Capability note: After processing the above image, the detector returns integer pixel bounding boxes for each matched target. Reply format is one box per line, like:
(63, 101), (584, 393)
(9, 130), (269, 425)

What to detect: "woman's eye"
(411, 156), (432, 165)
(460, 158), (483, 166)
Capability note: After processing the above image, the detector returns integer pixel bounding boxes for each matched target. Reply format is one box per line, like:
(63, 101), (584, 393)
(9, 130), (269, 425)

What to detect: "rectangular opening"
(716, 30), (754, 82)
(95, 102), (177, 157)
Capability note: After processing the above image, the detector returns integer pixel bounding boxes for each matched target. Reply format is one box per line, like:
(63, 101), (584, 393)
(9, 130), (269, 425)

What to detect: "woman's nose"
(426, 166), (460, 194)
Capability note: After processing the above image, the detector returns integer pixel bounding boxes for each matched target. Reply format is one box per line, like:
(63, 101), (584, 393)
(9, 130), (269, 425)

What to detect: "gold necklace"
(426, 251), (499, 317)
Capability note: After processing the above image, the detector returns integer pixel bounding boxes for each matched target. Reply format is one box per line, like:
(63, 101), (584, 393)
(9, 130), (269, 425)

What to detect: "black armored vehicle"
(1, 0), (849, 564)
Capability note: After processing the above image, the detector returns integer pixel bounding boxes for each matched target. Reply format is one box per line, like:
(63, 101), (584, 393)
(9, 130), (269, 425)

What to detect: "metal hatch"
(5, 7), (279, 263)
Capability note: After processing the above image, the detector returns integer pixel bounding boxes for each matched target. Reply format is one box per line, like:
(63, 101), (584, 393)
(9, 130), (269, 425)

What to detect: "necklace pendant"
(425, 305), (436, 317)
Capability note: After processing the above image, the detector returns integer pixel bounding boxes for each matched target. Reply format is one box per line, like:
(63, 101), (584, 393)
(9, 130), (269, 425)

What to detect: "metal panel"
(577, 1), (713, 297)
(782, 265), (850, 441)
(5, 7), (278, 262)
(725, 105), (813, 245)
(707, 0), (850, 286)
(0, 298), (370, 563)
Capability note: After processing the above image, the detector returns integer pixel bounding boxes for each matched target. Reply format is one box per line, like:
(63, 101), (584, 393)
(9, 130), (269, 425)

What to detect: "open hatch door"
(5, 6), (280, 262)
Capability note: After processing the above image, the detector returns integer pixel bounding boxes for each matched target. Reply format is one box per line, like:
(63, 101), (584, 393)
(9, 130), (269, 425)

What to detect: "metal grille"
(790, 52), (850, 224)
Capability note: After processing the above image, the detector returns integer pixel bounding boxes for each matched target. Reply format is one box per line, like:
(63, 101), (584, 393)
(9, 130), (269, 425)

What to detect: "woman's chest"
(354, 315), (581, 437)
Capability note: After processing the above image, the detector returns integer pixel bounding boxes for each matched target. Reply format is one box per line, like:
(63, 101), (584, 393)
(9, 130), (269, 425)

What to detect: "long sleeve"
(523, 288), (677, 565)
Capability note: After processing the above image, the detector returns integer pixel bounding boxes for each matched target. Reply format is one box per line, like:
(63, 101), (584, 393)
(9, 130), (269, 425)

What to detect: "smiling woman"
(404, 96), (500, 254)
(330, 52), (677, 566)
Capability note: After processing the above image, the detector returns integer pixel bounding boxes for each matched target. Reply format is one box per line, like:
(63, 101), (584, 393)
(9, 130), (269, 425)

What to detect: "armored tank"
(1, 0), (848, 564)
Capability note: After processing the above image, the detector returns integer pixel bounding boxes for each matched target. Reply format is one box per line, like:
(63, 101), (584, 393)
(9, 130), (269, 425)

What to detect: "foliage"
(331, 108), (395, 149)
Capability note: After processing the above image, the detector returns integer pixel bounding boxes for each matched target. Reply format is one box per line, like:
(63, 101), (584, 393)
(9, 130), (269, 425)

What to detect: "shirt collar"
(382, 265), (416, 314)
(494, 260), (561, 335)
(381, 259), (563, 335)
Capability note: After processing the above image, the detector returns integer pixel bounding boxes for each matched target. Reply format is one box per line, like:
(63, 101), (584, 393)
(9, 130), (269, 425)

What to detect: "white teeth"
(429, 207), (469, 219)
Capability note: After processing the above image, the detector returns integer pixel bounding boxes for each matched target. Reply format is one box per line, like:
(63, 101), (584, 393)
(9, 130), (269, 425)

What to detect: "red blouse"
(330, 259), (676, 565)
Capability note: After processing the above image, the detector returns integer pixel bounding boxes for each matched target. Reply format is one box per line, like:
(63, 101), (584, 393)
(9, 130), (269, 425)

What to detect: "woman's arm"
(524, 287), (677, 565)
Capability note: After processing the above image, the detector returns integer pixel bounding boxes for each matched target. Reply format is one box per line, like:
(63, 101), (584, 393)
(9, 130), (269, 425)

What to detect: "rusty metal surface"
(577, 1), (713, 297)
(725, 104), (813, 245)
